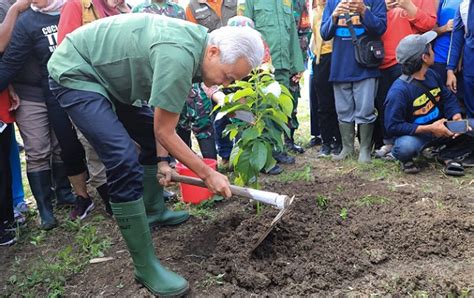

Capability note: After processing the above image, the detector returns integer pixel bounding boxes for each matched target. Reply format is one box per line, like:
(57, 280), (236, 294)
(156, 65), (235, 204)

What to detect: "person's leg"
(273, 69), (296, 163)
(392, 134), (434, 163)
(309, 59), (321, 145)
(333, 82), (356, 160)
(15, 99), (58, 229)
(115, 102), (189, 226)
(354, 78), (378, 163)
(74, 126), (111, 214)
(284, 75), (304, 154)
(9, 130), (25, 210)
(188, 85), (217, 159)
(52, 85), (188, 295)
(0, 124), (16, 245)
(374, 65), (401, 151)
(213, 115), (233, 161)
(44, 91), (93, 218)
(314, 54), (340, 155)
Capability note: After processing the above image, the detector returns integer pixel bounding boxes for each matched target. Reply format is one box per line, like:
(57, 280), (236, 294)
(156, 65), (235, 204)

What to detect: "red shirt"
(380, 0), (437, 69)
(0, 89), (15, 123)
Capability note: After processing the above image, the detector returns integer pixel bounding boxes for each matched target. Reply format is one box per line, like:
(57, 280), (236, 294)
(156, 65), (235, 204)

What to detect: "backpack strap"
(81, 0), (100, 25)
(407, 76), (442, 111)
(343, 13), (358, 45)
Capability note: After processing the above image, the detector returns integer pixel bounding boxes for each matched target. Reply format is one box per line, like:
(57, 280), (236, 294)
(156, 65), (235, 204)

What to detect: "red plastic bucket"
(176, 158), (217, 204)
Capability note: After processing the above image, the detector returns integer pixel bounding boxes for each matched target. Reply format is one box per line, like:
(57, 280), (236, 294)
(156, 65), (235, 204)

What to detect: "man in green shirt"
(48, 14), (264, 296)
(240, 0), (306, 158)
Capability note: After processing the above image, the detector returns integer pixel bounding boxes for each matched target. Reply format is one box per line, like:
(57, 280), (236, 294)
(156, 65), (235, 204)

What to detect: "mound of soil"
(60, 169), (472, 296)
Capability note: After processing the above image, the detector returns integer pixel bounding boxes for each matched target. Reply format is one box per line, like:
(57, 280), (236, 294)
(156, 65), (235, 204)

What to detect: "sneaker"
(318, 144), (332, 157)
(70, 196), (95, 220)
(4, 220), (26, 232)
(0, 230), (16, 246)
(163, 189), (176, 202)
(274, 152), (295, 164)
(14, 202), (29, 214)
(308, 136), (322, 147)
(14, 209), (26, 225)
(285, 141), (305, 154)
(331, 143), (342, 155)
(261, 165), (283, 175)
(375, 144), (393, 158)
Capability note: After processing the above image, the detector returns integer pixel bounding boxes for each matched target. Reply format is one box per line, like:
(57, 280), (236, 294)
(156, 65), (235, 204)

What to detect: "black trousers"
(0, 123), (14, 230)
(373, 64), (402, 149)
(312, 54), (340, 145)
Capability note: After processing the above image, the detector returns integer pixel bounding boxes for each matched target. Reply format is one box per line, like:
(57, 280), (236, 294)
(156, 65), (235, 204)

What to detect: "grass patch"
(339, 208), (348, 220)
(198, 273), (225, 288)
(7, 221), (111, 297)
(357, 195), (390, 207)
(316, 194), (328, 209)
(358, 159), (401, 181)
(278, 165), (314, 183)
(173, 195), (224, 220)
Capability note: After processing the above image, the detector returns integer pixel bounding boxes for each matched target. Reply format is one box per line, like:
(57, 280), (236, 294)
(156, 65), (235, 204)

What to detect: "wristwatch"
(157, 156), (172, 163)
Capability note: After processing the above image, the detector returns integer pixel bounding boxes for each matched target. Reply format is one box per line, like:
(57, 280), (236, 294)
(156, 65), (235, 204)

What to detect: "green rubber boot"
(358, 123), (374, 163)
(111, 198), (189, 296)
(332, 122), (355, 161)
(143, 165), (189, 227)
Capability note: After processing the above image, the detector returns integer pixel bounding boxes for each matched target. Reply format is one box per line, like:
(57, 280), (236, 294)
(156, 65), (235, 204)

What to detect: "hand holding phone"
(445, 120), (470, 134)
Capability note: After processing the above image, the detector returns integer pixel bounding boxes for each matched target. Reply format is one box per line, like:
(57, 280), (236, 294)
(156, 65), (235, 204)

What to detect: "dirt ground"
(2, 147), (472, 296)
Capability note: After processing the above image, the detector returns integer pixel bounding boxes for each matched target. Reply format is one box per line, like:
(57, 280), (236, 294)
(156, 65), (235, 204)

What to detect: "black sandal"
(443, 160), (465, 177)
(401, 161), (420, 174)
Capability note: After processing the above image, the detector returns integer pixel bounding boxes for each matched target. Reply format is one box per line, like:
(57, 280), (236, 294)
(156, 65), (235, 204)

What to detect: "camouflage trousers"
(178, 83), (215, 140)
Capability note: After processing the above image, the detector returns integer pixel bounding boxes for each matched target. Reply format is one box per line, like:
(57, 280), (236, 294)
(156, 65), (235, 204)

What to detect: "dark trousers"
(213, 115), (233, 160)
(373, 64), (402, 149)
(309, 62), (320, 137)
(463, 75), (474, 118)
(176, 126), (217, 159)
(50, 81), (157, 203)
(45, 92), (86, 176)
(312, 54), (339, 145)
(0, 124), (14, 230)
(431, 62), (464, 100)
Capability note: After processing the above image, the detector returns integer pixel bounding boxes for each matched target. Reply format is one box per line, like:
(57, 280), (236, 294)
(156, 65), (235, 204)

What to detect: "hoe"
(164, 173), (295, 253)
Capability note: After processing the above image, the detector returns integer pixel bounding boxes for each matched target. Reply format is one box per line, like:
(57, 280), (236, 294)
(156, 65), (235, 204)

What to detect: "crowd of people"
(0, 0), (473, 295)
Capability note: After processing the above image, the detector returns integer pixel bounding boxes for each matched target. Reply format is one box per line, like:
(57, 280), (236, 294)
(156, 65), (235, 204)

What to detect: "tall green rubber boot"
(358, 123), (374, 163)
(332, 122), (355, 161)
(111, 198), (189, 296)
(143, 165), (189, 227)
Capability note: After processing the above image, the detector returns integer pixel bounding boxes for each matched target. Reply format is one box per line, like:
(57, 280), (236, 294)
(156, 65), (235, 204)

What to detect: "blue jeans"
(10, 131), (25, 207)
(50, 80), (157, 203)
(392, 134), (435, 163)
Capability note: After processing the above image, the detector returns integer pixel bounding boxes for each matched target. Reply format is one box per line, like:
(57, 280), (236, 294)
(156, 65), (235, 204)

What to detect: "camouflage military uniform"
(131, 0), (186, 19)
(178, 83), (214, 140)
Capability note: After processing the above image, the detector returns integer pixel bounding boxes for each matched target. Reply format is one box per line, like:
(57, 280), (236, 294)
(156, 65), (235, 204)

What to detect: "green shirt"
(47, 14), (208, 113)
(241, 0), (304, 73)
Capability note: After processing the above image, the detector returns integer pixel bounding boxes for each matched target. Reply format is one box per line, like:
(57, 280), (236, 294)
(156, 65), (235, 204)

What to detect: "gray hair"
(207, 26), (264, 69)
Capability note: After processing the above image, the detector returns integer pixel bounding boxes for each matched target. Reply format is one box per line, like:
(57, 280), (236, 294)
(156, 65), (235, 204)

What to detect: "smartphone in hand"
(445, 120), (469, 134)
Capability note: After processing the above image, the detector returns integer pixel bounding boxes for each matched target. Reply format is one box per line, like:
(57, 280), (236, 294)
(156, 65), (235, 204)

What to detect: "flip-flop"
(443, 160), (465, 176)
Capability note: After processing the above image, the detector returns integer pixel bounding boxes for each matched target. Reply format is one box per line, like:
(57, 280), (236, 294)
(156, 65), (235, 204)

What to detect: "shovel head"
(249, 195), (295, 253)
